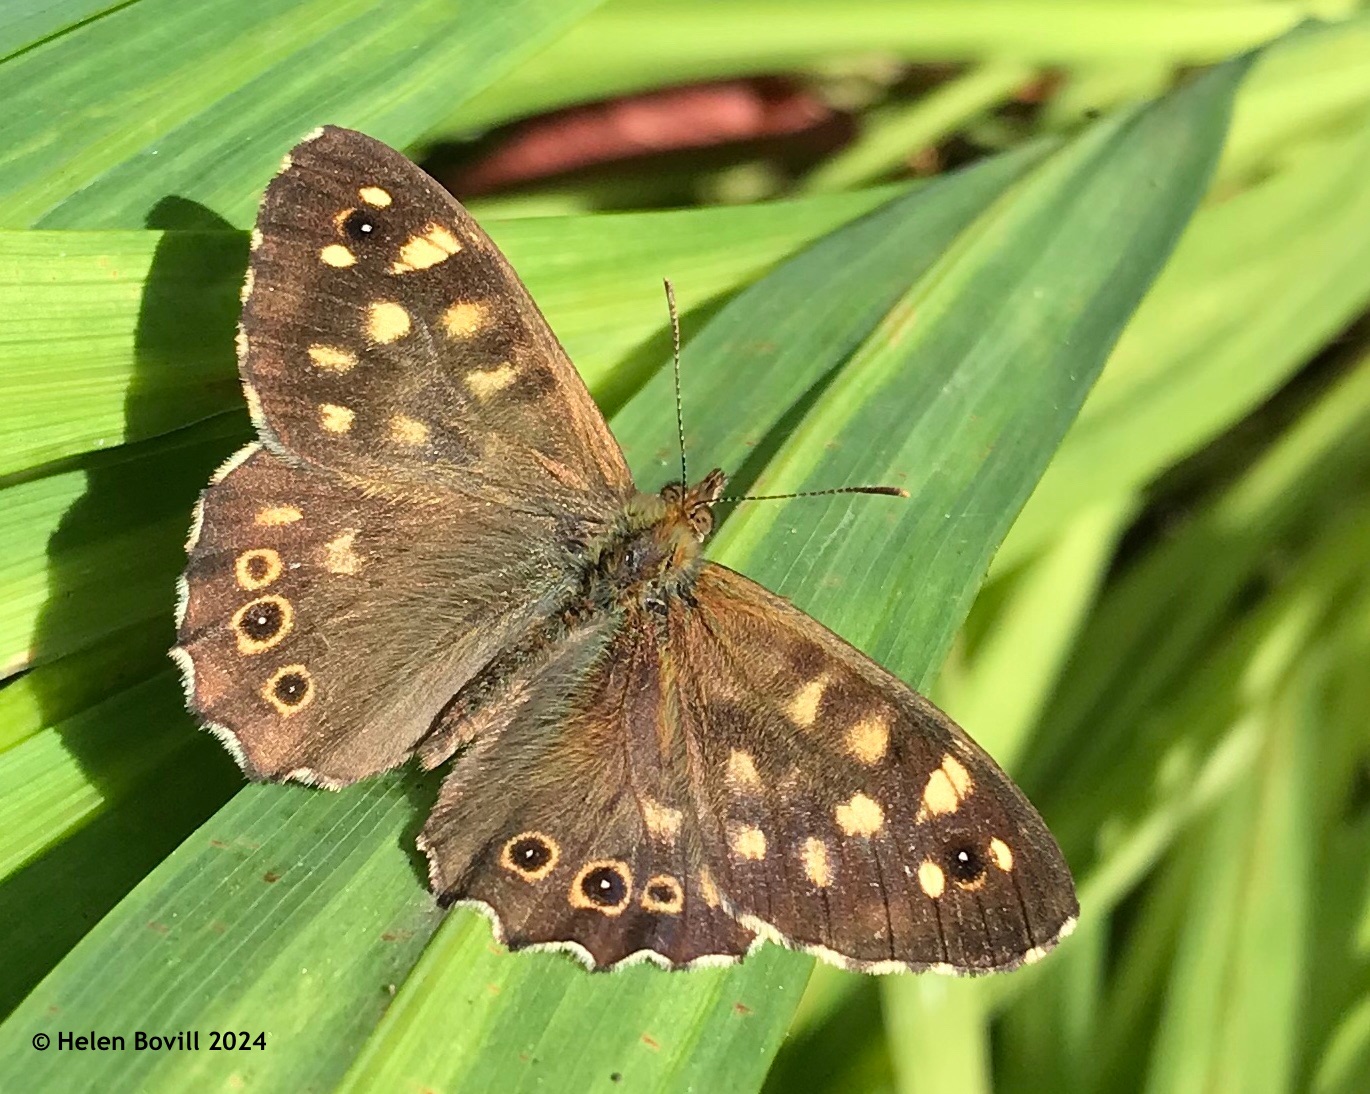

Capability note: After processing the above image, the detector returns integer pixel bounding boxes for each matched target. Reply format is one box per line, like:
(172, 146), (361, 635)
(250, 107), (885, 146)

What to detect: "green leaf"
(0, 54), (1244, 1093)
(450, 0), (1304, 133)
(0, 0), (607, 229)
(0, 190), (894, 479)
(997, 103), (1370, 572)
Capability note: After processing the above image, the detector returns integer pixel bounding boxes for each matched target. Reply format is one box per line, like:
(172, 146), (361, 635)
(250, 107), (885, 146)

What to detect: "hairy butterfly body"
(174, 126), (1077, 972)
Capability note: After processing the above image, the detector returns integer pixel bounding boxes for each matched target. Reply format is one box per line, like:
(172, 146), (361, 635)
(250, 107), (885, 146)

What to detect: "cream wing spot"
(921, 769), (958, 818)
(943, 754), (972, 795)
(787, 674), (829, 727)
(641, 798), (682, 844)
(319, 404), (354, 433)
(320, 244), (356, 268)
(256, 505), (302, 526)
(391, 223), (462, 273)
(917, 860), (946, 899)
(801, 838), (831, 888)
(358, 185), (392, 207)
(990, 837), (1014, 872)
(465, 363), (517, 400)
(366, 301), (411, 344)
(726, 749), (761, 791)
(698, 868), (721, 908)
(441, 301), (489, 338)
(728, 823), (767, 861)
(835, 792), (884, 837)
(846, 711), (890, 764)
(322, 530), (362, 575)
(308, 345), (357, 373)
(917, 753), (975, 820)
(388, 414), (429, 446)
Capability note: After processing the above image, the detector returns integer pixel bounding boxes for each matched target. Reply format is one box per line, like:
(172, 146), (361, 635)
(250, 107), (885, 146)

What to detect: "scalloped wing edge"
(417, 826), (1078, 974)
(171, 438), (351, 793)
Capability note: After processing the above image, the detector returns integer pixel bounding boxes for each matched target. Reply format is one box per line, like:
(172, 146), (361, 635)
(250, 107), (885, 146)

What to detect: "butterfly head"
(659, 468), (726, 542)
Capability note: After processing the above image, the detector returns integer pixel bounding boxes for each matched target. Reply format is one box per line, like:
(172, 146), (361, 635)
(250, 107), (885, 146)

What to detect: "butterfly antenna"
(720, 485), (909, 503)
(664, 279), (688, 489)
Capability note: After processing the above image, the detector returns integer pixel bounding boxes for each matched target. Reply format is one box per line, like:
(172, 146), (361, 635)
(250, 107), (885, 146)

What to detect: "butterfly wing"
(419, 611), (757, 969)
(174, 444), (585, 785)
(419, 565), (1075, 972)
(175, 126), (632, 786)
(241, 125), (631, 504)
(675, 563), (1078, 973)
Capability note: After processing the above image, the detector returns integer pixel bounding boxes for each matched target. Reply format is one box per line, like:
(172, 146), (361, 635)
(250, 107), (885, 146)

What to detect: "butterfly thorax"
(577, 468), (726, 614)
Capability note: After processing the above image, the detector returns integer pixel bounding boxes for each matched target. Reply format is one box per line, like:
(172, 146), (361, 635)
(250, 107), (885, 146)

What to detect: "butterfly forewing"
(240, 125), (631, 505)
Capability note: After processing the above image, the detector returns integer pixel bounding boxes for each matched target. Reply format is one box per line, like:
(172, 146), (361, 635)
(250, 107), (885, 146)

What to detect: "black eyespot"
(647, 883), (674, 903)
(581, 865), (627, 907)
(240, 599), (284, 641)
(342, 208), (379, 241)
(510, 836), (553, 873)
(946, 843), (985, 884)
(273, 671), (310, 706)
(244, 554), (272, 582)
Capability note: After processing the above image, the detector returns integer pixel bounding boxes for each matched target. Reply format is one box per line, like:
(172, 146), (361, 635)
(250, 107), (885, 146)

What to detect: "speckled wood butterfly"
(173, 126), (1077, 972)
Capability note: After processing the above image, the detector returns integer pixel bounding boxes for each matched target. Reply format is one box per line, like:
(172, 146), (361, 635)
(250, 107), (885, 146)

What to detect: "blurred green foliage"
(1, 2), (1368, 1092)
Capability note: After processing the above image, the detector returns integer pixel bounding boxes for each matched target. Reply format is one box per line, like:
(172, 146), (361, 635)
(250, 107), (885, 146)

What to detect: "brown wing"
(174, 444), (581, 786)
(240, 125), (631, 507)
(417, 563), (1075, 973)
(672, 563), (1078, 973)
(176, 127), (636, 787)
(419, 611), (756, 970)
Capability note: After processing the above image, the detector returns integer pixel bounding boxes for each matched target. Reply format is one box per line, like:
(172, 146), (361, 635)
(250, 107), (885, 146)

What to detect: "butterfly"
(173, 126), (1077, 973)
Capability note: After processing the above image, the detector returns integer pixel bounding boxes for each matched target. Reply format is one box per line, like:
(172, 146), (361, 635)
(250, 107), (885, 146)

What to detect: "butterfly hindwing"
(675, 563), (1078, 972)
(173, 443), (586, 786)
(241, 125), (631, 504)
(420, 612), (756, 968)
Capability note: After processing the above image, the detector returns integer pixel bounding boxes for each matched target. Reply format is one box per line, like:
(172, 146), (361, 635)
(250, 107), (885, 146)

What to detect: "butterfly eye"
(946, 842), (986, 886)
(687, 506), (714, 539)
(340, 208), (381, 242)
